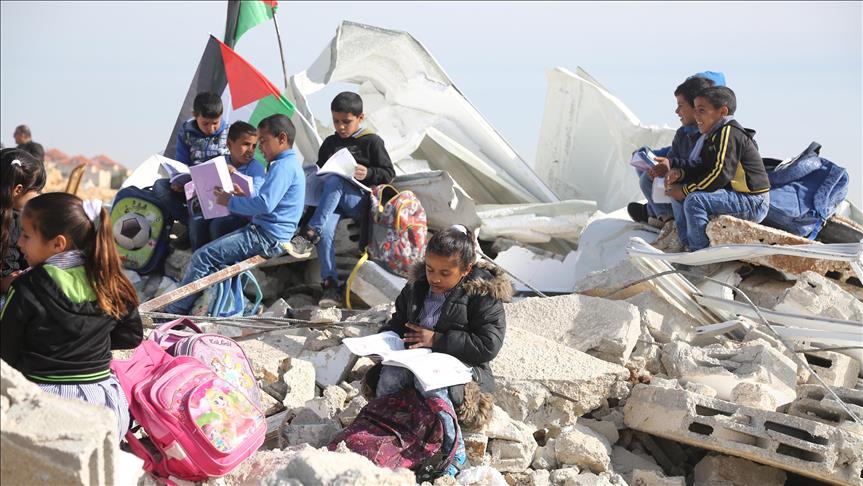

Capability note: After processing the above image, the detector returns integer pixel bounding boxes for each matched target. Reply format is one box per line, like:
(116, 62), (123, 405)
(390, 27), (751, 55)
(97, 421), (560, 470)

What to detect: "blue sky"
(1, 1), (860, 205)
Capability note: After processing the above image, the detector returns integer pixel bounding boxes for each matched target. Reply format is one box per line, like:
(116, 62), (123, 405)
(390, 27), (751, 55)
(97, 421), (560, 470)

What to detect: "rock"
(775, 271), (863, 322)
(627, 323), (664, 376)
(463, 432), (489, 465)
(485, 406), (538, 472)
(578, 419), (619, 446)
(731, 382), (777, 411)
(684, 381), (717, 398)
(736, 271), (794, 309)
(532, 438), (558, 470)
(554, 424), (612, 473)
(550, 467), (581, 486)
(661, 339), (797, 407)
(349, 259), (407, 307)
(504, 294), (640, 364)
(565, 472), (614, 486)
(574, 259), (651, 299)
(491, 327), (629, 428)
(260, 446), (415, 485)
(692, 453), (786, 486)
(528, 469), (552, 486)
(631, 469), (685, 486)
(299, 344), (357, 387)
(262, 298), (292, 318)
(240, 339), (294, 387)
(281, 358), (316, 410)
(303, 329), (344, 352)
(260, 389), (286, 416)
(610, 446), (662, 485)
(280, 409), (341, 448)
(347, 356), (376, 382)
(217, 447), (305, 485)
(344, 302), (395, 326)
(310, 307), (343, 324)
(625, 291), (697, 343)
(337, 395), (368, 427)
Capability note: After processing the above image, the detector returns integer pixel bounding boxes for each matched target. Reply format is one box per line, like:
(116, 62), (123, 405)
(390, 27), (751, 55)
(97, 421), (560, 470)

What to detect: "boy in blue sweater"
(187, 121), (266, 250)
(163, 114), (304, 316)
(154, 92), (230, 226)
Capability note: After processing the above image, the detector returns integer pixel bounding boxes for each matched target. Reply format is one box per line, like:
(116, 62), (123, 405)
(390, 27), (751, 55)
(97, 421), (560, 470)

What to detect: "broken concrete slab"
(630, 469), (685, 486)
(610, 446), (662, 485)
(802, 351), (861, 388)
(299, 344), (357, 387)
(504, 294), (641, 364)
(309, 307), (343, 324)
(692, 453), (787, 486)
(574, 258), (652, 300)
(787, 384), (863, 434)
(661, 339), (798, 408)
(281, 358), (317, 410)
(554, 424), (612, 473)
(476, 200), (595, 246)
(625, 291), (698, 343)
(549, 467), (582, 485)
(623, 384), (863, 485)
(1, 360), (119, 486)
(347, 259), (406, 308)
(463, 432), (490, 466)
(775, 271), (863, 323)
(261, 445), (416, 485)
(490, 327), (629, 426)
(392, 170), (482, 231)
(705, 215), (860, 283)
(484, 405), (538, 472)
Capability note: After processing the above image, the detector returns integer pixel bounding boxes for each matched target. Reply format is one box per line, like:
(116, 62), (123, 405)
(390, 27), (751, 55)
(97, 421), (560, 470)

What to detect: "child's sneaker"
(318, 278), (341, 308)
(285, 227), (319, 259)
(627, 202), (649, 224)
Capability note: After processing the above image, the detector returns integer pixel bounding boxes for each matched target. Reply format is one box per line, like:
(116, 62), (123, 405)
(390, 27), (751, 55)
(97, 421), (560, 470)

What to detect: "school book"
(159, 157), (192, 185)
(630, 147), (659, 171)
(304, 148), (371, 206)
(189, 156), (234, 219)
(342, 331), (474, 392)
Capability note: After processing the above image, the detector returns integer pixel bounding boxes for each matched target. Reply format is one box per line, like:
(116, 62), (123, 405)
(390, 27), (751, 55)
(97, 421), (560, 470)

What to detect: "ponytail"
(426, 224), (477, 271)
(1, 148), (46, 265)
(23, 193), (138, 319)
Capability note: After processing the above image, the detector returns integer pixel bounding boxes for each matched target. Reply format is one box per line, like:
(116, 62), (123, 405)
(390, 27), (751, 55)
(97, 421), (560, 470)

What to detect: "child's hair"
(1, 148), (46, 265)
(696, 86), (737, 115)
(193, 92), (224, 119)
(674, 76), (716, 106)
(228, 121), (257, 141)
(426, 225), (476, 271)
(331, 91), (363, 116)
(14, 125), (31, 138)
(258, 114), (296, 145)
(22, 193), (139, 319)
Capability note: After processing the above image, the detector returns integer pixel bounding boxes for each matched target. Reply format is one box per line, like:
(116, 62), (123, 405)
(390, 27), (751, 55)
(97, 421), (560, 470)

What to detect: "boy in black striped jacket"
(664, 86), (770, 251)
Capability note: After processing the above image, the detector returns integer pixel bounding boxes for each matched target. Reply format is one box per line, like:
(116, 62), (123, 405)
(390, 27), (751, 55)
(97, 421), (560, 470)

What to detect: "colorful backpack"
(327, 387), (460, 481)
(110, 186), (172, 275)
(149, 318), (263, 411)
(207, 271), (263, 318)
(367, 185), (428, 278)
(111, 341), (266, 481)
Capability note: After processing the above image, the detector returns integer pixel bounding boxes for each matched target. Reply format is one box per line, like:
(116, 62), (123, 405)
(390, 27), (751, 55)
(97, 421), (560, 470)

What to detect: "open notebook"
(342, 331), (473, 392)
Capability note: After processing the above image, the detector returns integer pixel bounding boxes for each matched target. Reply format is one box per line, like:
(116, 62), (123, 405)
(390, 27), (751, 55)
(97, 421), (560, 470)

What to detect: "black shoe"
(319, 278), (341, 308)
(285, 227), (318, 259)
(627, 202), (649, 224)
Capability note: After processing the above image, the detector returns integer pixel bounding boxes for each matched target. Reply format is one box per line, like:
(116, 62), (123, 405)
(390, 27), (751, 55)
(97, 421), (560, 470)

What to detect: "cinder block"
(623, 384), (863, 485)
(803, 351), (861, 388)
(788, 384), (863, 433)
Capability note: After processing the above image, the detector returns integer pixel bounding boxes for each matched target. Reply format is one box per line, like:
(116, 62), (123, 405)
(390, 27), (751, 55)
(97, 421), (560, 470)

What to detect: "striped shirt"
(418, 289), (450, 330)
(44, 250), (86, 269)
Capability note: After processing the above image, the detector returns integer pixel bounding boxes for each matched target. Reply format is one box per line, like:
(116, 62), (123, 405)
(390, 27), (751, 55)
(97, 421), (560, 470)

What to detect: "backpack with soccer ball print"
(110, 186), (172, 275)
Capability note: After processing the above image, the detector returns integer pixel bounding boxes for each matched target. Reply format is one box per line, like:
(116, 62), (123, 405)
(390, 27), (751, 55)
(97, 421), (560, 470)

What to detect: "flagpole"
(271, 8), (290, 92)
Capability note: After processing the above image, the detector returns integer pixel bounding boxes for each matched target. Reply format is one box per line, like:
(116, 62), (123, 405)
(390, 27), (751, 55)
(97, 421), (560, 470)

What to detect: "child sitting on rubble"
(153, 92), (230, 227)
(663, 86), (770, 251)
(1, 193), (143, 440)
(187, 121), (266, 250)
(363, 225), (512, 476)
(1, 148), (46, 303)
(285, 91), (395, 308)
(162, 114), (305, 316)
(628, 73), (723, 227)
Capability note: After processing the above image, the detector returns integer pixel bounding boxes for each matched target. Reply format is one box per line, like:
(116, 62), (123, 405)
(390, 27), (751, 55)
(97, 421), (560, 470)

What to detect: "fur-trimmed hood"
(407, 259), (514, 302)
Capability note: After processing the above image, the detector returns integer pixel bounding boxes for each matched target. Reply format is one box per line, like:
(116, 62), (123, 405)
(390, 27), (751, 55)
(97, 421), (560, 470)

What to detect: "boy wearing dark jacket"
(287, 91), (395, 307)
(666, 86), (770, 251)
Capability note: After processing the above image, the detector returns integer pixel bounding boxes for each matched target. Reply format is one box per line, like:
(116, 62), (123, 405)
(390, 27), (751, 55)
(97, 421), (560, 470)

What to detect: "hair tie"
(10, 159), (22, 167)
(82, 199), (102, 230)
(451, 224), (468, 235)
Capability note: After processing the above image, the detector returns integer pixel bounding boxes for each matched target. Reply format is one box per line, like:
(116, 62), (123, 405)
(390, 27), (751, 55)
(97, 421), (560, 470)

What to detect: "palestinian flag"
(163, 34), (295, 162)
(224, 0), (278, 48)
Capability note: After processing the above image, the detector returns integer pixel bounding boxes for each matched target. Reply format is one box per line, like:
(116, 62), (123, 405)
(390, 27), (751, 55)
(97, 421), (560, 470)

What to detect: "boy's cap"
(689, 71), (726, 87)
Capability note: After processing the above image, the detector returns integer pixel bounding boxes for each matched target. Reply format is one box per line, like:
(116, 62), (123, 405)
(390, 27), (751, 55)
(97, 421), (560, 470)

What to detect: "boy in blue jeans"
(664, 86), (770, 251)
(187, 121), (266, 250)
(163, 114), (304, 315)
(286, 92), (395, 308)
(154, 92), (230, 225)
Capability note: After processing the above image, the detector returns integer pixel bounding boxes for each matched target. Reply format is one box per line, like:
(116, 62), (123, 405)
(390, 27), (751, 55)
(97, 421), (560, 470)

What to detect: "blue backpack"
(207, 270), (263, 317)
(110, 186), (172, 275)
(761, 142), (849, 239)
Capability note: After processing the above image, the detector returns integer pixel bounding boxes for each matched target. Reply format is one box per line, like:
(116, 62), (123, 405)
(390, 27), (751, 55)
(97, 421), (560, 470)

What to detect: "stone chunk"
(693, 453), (786, 486)
(803, 350), (861, 388)
(463, 432), (489, 465)
(491, 327), (629, 426)
(505, 294), (640, 364)
(348, 260), (406, 307)
(261, 446), (415, 485)
(574, 259), (651, 299)
(731, 382), (777, 411)
(625, 291), (697, 343)
(623, 384), (863, 485)
(611, 446), (662, 485)
(775, 271), (863, 322)
(631, 469), (685, 486)
(299, 344), (357, 387)
(281, 358), (316, 410)
(554, 424), (612, 473)
(310, 307), (343, 324)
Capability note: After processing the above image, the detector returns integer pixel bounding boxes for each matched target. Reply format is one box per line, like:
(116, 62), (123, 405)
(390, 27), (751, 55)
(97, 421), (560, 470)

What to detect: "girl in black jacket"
(371, 225), (512, 475)
(1, 193), (143, 440)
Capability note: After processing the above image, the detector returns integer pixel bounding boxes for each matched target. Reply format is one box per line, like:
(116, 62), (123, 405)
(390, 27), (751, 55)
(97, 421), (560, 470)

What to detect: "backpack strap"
(345, 250), (370, 310)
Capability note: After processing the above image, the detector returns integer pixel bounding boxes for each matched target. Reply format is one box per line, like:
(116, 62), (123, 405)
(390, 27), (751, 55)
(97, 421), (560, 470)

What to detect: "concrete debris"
(476, 200), (596, 245)
(787, 384), (863, 434)
(260, 445), (416, 485)
(554, 424), (612, 473)
(692, 453), (787, 486)
(774, 271), (863, 322)
(280, 358), (317, 410)
(631, 469), (685, 486)
(505, 294), (641, 364)
(336, 395), (368, 428)
(578, 418), (619, 446)
(623, 384), (863, 485)
(343, 302), (394, 326)
(309, 306), (343, 324)
(705, 215), (861, 283)
(625, 291), (697, 343)
(572, 208), (661, 283)
(303, 329), (343, 352)
(347, 259), (406, 308)
(574, 258), (652, 299)
(391, 170), (482, 231)
(610, 446), (662, 485)
(464, 432), (490, 465)
(661, 339), (798, 408)
(485, 405), (538, 472)
(298, 344), (357, 387)
(532, 438), (559, 471)
(491, 327), (629, 427)
(803, 351), (861, 388)
(549, 467), (581, 485)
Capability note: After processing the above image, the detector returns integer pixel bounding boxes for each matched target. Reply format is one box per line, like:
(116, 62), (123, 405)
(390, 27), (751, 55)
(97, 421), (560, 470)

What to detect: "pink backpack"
(149, 318), (263, 410)
(368, 185), (428, 278)
(327, 387), (460, 481)
(111, 341), (266, 481)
